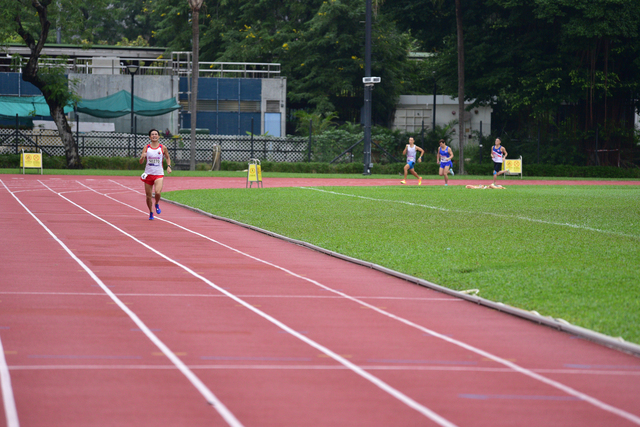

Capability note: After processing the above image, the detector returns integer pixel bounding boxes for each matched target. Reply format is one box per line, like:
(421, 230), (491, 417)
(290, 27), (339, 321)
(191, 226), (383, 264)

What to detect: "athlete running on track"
(491, 138), (508, 183)
(400, 137), (424, 185)
(437, 139), (454, 186)
(139, 129), (172, 220)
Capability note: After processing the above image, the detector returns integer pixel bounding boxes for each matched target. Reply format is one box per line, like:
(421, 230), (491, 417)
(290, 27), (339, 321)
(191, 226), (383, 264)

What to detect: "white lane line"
(0, 291), (459, 301)
(0, 335), (19, 427)
(8, 365), (640, 375)
(300, 187), (640, 240)
(85, 180), (640, 425)
(1, 180), (243, 427)
(62, 184), (459, 425)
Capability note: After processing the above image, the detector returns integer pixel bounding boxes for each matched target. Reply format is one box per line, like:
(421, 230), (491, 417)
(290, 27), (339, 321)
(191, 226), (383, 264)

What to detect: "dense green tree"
(395, 0), (640, 165)
(384, 0), (455, 53)
(282, 0), (412, 123)
(0, 0), (118, 167)
(147, 0), (195, 51)
(149, 0), (412, 127)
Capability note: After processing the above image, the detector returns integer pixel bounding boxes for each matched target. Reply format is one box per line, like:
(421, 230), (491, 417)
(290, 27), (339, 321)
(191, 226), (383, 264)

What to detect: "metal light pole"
(362, 0), (373, 175)
(188, 0), (205, 171)
(126, 63), (139, 136)
(432, 71), (437, 133)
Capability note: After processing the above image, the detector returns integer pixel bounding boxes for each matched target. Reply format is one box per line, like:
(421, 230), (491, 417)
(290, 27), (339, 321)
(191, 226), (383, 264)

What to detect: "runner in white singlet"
(139, 129), (172, 220)
(401, 137), (424, 185)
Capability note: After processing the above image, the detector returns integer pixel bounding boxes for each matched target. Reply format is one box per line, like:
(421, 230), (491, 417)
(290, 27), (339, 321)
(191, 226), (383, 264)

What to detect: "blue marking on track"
(28, 355), (143, 359)
(367, 359), (477, 365)
(200, 356), (313, 362)
(459, 394), (581, 401)
(565, 363), (640, 370)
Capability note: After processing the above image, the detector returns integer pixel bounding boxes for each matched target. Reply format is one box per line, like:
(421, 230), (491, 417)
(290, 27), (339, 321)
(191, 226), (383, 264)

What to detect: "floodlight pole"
(188, 0), (205, 171)
(130, 74), (134, 135)
(126, 64), (139, 136)
(432, 71), (437, 133)
(362, 0), (372, 175)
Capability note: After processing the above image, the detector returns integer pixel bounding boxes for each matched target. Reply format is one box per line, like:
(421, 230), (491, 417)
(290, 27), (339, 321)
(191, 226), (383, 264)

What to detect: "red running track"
(0, 174), (639, 427)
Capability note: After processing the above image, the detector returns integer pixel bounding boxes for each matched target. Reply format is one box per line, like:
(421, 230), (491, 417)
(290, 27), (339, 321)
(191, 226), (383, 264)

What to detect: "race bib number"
(148, 158), (161, 166)
(141, 173), (148, 179)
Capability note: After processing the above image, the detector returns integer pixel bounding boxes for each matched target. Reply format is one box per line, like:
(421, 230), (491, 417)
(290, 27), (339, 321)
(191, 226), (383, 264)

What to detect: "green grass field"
(163, 184), (640, 345)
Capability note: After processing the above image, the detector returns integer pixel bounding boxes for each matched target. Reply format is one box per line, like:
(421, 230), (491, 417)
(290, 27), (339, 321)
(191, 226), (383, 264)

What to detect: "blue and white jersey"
(492, 146), (504, 163)
(406, 145), (417, 162)
(439, 146), (450, 163)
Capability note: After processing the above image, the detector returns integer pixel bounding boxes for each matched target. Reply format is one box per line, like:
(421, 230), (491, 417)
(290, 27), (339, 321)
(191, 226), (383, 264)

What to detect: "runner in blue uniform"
(437, 139), (454, 186)
(400, 137), (424, 185)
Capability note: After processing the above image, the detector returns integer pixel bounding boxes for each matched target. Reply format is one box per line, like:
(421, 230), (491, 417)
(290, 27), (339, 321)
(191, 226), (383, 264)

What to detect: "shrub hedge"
(1, 154), (639, 178)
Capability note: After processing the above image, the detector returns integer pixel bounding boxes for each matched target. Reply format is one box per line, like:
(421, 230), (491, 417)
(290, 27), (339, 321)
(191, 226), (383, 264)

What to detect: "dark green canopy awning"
(0, 92), (180, 119)
(76, 90), (181, 118)
(0, 96), (73, 118)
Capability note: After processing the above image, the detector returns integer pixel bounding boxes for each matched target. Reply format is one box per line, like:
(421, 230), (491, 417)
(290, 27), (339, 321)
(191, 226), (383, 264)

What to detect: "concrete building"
(393, 95), (492, 149)
(0, 46), (287, 137)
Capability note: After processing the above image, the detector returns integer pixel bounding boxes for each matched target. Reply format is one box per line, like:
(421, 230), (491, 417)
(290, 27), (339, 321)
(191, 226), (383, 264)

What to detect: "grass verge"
(163, 184), (640, 345)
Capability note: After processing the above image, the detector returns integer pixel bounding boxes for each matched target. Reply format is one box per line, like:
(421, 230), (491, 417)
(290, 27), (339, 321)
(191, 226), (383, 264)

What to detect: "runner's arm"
(163, 145), (172, 168)
(139, 146), (148, 164)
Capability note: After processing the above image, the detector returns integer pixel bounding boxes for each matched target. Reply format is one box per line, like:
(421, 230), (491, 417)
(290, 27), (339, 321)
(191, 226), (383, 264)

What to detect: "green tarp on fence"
(0, 91), (180, 119)
(0, 96), (73, 118)
(76, 90), (181, 118)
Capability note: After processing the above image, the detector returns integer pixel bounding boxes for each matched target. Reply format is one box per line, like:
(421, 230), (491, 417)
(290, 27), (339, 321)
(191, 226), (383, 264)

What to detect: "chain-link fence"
(0, 129), (309, 165)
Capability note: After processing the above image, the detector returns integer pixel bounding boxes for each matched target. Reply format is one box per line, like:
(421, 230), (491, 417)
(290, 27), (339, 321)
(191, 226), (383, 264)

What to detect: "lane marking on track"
(93, 178), (640, 425)
(1, 180), (244, 427)
(7, 364), (640, 376)
(300, 187), (640, 240)
(58, 182), (461, 426)
(0, 291), (459, 301)
(0, 335), (19, 427)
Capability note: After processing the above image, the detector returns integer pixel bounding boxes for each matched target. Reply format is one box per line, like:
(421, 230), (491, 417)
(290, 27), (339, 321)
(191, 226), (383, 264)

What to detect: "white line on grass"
(300, 187), (640, 240)
(1, 180), (244, 427)
(83, 179), (640, 425)
(0, 335), (19, 427)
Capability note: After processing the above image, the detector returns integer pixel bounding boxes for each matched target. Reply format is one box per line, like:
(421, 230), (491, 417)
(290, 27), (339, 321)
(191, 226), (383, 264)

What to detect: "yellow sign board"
(247, 159), (263, 188)
(248, 164), (258, 181)
(20, 152), (42, 168)
(504, 159), (521, 174)
(20, 150), (44, 174)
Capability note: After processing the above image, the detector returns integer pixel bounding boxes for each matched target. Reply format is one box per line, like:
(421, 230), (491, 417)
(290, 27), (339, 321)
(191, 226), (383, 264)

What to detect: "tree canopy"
(2, 0), (640, 165)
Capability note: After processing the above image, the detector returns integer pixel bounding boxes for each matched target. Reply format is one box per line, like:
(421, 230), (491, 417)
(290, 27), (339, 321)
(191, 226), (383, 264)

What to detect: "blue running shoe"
(149, 212), (154, 220)
(155, 204), (161, 215)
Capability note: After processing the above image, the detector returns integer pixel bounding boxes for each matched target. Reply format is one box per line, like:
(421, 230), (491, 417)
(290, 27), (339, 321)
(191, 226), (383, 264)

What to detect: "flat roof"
(1, 43), (166, 60)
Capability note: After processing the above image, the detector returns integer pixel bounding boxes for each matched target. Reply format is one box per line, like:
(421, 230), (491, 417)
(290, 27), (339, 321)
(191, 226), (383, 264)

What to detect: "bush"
(2, 154), (638, 179)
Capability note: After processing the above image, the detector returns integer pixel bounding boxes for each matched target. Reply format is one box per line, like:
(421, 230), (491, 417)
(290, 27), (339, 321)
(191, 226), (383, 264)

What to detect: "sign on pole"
(247, 159), (263, 188)
(503, 156), (523, 179)
(20, 149), (43, 175)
